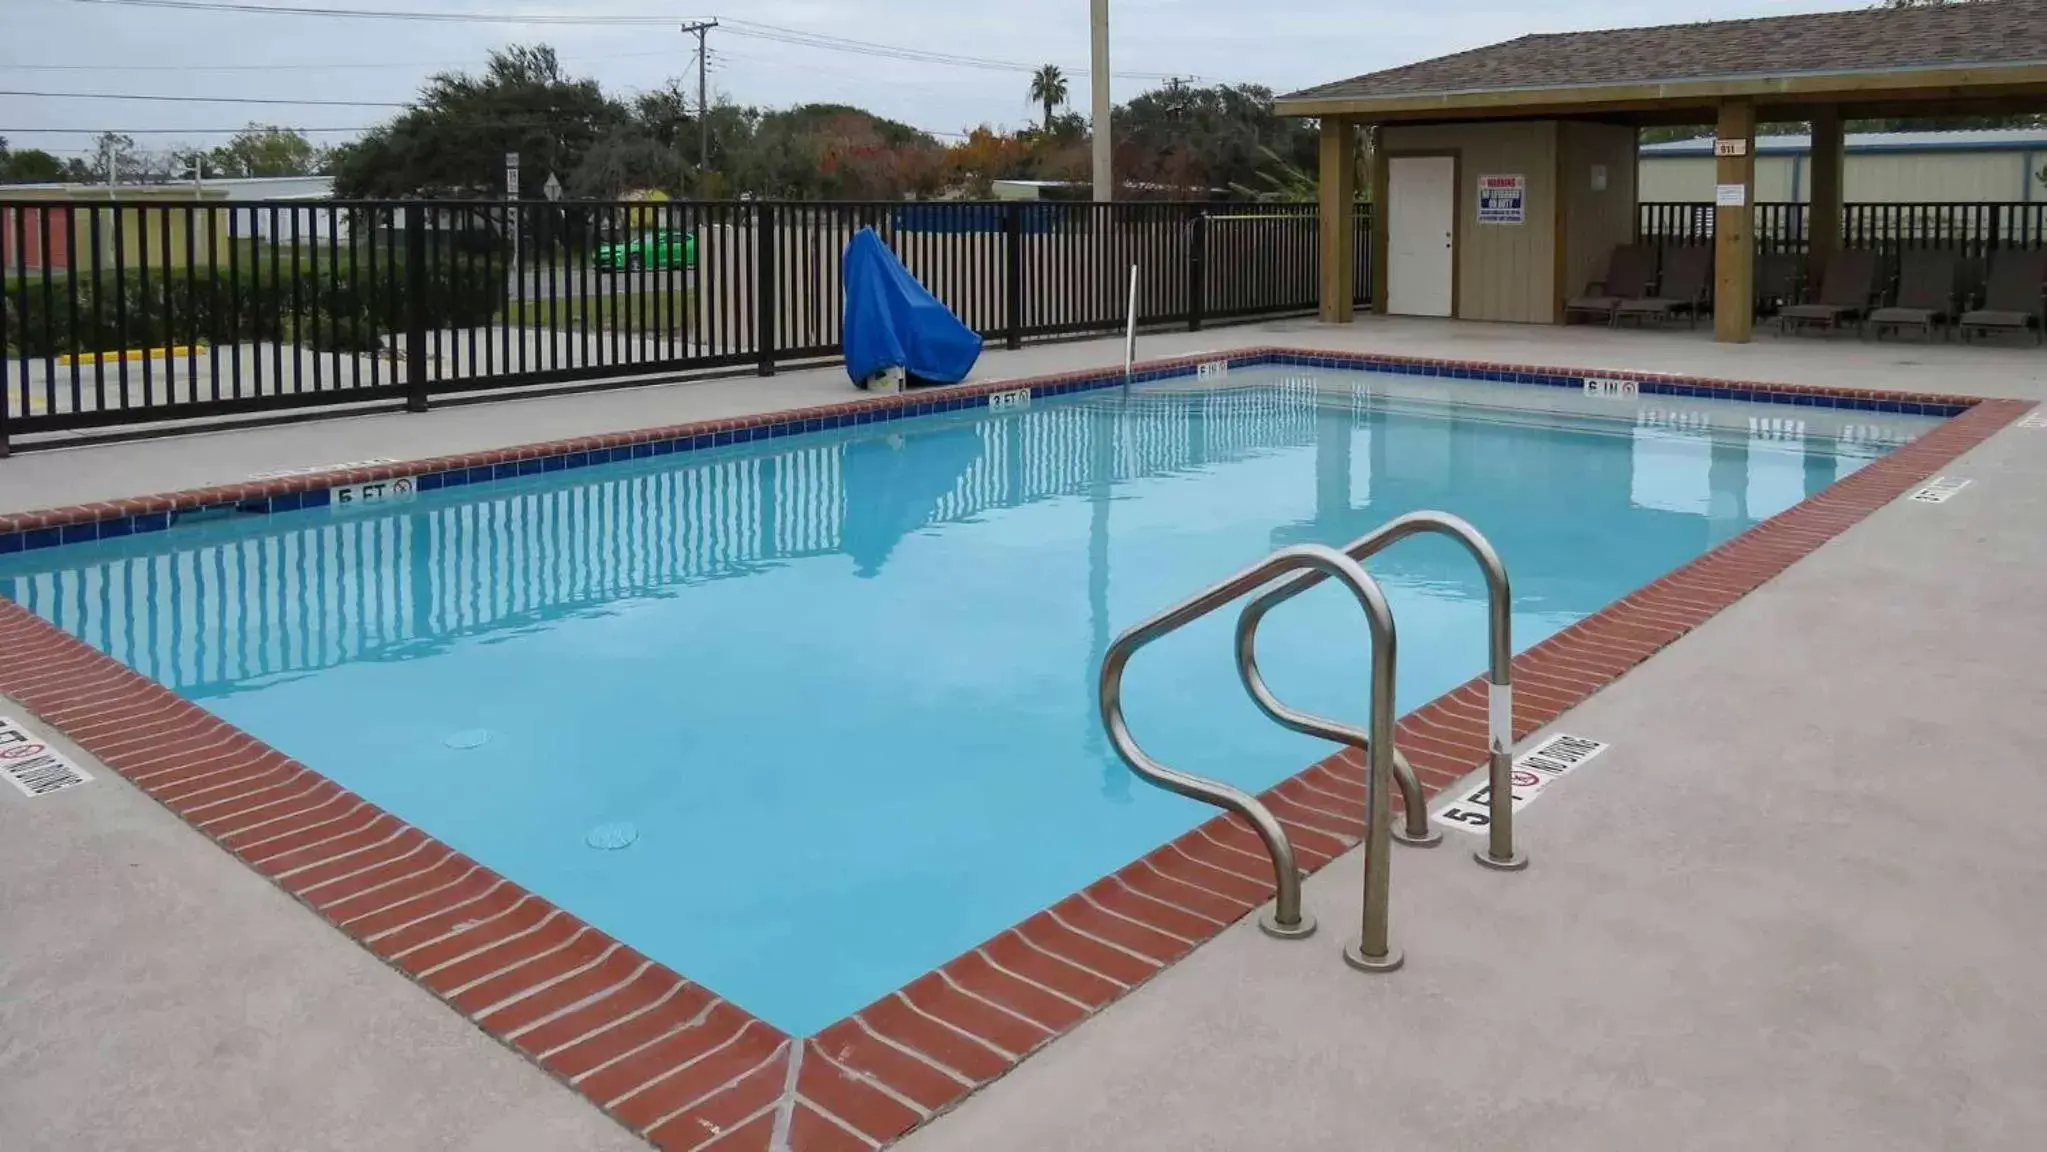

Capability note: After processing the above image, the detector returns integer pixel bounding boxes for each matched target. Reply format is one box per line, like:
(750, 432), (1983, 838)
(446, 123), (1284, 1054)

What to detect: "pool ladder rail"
(1098, 511), (1523, 973)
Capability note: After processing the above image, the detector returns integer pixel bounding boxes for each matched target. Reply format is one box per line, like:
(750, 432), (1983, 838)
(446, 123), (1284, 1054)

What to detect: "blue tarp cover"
(842, 227), (981, 388)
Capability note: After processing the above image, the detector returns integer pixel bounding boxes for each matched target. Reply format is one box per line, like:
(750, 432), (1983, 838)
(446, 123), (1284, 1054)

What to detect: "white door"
(1387, 157), (1455, 317)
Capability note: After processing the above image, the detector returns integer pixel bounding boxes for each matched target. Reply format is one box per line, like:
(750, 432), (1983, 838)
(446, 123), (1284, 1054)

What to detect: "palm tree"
(1028, 65), (1069, 135)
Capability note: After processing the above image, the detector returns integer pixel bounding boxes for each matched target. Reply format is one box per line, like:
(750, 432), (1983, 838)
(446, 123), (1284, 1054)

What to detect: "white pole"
(1090, 0), (1112, 203)
(1123, 262), (1138, 376)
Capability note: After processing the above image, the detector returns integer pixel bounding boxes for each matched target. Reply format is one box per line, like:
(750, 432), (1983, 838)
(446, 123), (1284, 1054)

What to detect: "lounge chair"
(1777, 249), (1881, 335)
(1753, 251), (1802, 319)
(1614, 246), (1711, 328)
(1958, 249), (2047, 344)
(1866, 249), (1960, 341)
(1565, 244), (1656, 325)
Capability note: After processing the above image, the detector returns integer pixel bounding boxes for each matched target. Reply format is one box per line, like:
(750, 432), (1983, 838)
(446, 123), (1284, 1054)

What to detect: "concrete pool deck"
(2, 317), (2044, 1150)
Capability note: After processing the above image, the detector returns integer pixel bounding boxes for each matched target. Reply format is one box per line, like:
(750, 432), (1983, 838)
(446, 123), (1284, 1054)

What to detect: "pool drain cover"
(586, 822), (639, 850)
(444, 729), (492, 750)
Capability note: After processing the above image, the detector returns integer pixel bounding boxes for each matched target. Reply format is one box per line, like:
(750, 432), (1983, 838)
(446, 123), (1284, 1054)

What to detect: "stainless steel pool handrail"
(1238, 511), (1527, 873)
(1233, 626), (1442, 848)
(1100, 542), (1403, 954)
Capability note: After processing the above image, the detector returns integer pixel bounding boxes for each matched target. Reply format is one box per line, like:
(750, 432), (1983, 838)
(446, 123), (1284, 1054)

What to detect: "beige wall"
(1560, 122), (1639, 304)
(1382, 120), (1558, 324)
(1639, 150), (2045, 203)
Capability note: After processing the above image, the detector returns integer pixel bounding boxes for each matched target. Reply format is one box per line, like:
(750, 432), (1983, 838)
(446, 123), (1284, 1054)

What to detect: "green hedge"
(1, 250), (504, 358)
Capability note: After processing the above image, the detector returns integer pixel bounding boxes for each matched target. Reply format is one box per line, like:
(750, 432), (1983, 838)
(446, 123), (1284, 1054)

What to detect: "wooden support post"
(1714, 99), (1756, 344)
(1807, 106), (1844, 293)
(1319, 118), (1357, 324)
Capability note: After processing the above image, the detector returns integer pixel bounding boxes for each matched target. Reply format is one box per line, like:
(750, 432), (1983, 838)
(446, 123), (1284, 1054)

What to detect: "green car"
(595, 229), (697, 273)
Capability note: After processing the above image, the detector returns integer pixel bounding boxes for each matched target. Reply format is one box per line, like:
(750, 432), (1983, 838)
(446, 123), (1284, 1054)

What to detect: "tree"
(0, 137), (82, 184)
(1114, 81), (1317, 196)
(205, 124), (325, 178)
(1028, 65), (1069, 136)
(331, 44), (629, 198)
(84, 133), (142, 183)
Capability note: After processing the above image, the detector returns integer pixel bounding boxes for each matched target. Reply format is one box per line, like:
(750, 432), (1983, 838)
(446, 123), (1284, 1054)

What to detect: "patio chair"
(1565, 244), (1657, 325)
(1866, 249), (1961, 341)
(1752, 251), (1802, 319)
(1958, 249), (2047, 344)
(1613, 246), (1711, 328)
(1776, 249), (1881, 336)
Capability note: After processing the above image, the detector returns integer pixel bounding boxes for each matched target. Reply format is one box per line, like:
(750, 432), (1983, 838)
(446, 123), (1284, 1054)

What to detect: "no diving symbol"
(1512, 770), (1541, 790)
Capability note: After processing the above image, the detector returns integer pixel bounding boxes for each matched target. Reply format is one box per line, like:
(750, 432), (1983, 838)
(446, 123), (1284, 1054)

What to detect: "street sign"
(543, 172), (563, 202)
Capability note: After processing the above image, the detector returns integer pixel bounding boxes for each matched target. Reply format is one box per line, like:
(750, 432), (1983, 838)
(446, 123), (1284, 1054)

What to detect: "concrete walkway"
(0, 691), (651, 1152)
(3, 316), (2044, 1150)
(890, 339), (2047, 1151)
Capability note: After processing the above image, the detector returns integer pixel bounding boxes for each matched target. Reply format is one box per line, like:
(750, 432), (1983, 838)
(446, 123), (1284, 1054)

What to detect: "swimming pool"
(0, 363), (1941, 1036)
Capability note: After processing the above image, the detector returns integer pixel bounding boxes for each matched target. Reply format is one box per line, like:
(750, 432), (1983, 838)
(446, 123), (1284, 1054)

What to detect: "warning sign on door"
(1477, 175), (1526, 225)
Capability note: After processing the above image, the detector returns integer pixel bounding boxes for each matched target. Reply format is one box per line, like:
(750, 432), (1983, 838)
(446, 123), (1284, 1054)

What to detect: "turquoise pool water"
(0, 366), (1938, 1034)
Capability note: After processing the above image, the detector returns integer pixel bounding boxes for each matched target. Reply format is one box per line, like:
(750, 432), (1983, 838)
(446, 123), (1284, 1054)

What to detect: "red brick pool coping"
(0, 351), (2030, 1151)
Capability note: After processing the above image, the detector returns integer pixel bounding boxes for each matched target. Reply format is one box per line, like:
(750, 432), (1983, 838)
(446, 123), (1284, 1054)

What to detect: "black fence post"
(755, 202), (778, 377)
(403, 202), (430, 413)
(1187, 210), (1207, 333)
(1003, 202), (1023, 351)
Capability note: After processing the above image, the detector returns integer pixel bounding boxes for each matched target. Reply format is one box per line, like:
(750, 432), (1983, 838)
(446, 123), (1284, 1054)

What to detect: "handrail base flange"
(1259, 908), (1318, 940)
(1475, 848), (1530, 872)
(1393, 824), (1445, 848)
(1341, 938), (1405, 973)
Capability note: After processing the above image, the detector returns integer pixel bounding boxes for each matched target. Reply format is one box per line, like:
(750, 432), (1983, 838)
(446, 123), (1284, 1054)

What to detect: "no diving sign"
(1435, 732), (1609, 832)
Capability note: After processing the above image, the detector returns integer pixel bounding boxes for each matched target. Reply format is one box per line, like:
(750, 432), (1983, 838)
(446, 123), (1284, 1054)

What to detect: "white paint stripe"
(1043, 909), (1164, 970)
(1075, 889), (1197, 946)
(1106, 874), (1223, 928)
(976, 949), (1093, 1013)
(1163, 841), (1264, 887)
(227, 797), (368, 852)
(195, 777), (336, 832)
(795, 1094), (881, 1147)
(1189, 825), (1270, 868)
(807, 1044), (930, 1118)
(297, 837), (435, 897)
(415, 908), (561, 979)
(270, 824), (411, 880)
(625, 1032), (784, 1122)
(1292, 775), (1363, 808)
(451, 927), (599, 1003)
(893, 992), (1017, 1061)
(768, 1039), (804, 1151)
(239, 804), (380, 861)
(310, 844), (454, 911)
(375, 886), (522, 951)
(935, 970), (1054, 1036)
(567, 992), (722, 1085)
(1489, 681), (1513, 753)
(502, 960), (650, 1041)
(847, 1017), (974, 1089)
(537, 977), (694, 1060)
(1127, 858), (1242, 913)
(340, 864), (486, 929)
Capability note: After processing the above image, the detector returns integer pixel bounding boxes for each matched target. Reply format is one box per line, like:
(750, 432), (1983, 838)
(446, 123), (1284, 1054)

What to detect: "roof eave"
(1275, 60), (2047, 120)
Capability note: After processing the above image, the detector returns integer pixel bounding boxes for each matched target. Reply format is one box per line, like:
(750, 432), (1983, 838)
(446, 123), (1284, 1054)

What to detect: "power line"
(0, 87), (407, 107)
(61, 0), (1211, 82)
(0, 49), (681, 72)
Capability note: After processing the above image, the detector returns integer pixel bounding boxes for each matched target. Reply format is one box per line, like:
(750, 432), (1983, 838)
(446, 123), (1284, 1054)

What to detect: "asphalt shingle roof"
(1281, 0), (2047, 104)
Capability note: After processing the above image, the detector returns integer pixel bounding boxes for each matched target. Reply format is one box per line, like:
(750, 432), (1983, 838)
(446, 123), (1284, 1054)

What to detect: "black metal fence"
(1640, 201), (2047, 259)
(1, 197), (1374, 449)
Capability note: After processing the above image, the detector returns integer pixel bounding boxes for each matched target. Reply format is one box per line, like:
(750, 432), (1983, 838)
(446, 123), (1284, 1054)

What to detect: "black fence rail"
(1, 197), (1374, 449)
(1640, 201), (2047, 259)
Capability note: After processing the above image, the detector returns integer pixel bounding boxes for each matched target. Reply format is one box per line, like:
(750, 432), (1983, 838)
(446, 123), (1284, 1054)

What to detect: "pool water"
(0, 366), (1938, 1034)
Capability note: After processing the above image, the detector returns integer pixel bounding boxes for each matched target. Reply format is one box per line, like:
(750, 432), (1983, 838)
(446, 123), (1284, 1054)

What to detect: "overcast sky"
(2, 0), (1869, 162)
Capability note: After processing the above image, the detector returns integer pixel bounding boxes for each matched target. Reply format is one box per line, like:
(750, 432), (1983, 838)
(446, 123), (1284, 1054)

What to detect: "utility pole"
(1089, 0), (1112, 202)
(680, 19), (719, 193)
